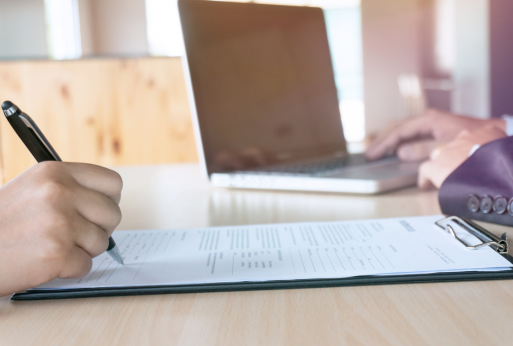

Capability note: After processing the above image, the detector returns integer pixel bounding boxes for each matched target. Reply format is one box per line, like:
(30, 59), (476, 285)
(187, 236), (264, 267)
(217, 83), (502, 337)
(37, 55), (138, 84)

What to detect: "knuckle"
(32, 161), (63, 177)
(483, 124), (497, 132)
(112, 205), (122, 228)
(456, 129), (471, 138)
(106, 169), (123, 196)
(37, 179), (72, 205)
(90, 229), (110, 256)
(102, 203), (122, 232)
(105, 170), (123, 203)
(112, 171), (123, 192)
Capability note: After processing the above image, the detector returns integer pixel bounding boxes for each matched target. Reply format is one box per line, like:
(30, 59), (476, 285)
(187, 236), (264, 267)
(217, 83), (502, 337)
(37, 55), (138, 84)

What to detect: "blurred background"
(0, 0), (512, 183)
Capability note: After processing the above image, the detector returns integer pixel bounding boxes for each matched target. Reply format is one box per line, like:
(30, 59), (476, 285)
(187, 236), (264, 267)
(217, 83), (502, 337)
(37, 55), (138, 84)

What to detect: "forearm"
(439, 136), (513, 226)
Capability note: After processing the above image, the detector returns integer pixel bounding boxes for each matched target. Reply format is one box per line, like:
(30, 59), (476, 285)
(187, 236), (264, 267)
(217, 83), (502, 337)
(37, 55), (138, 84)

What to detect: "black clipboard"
(11, 216), (513, 301)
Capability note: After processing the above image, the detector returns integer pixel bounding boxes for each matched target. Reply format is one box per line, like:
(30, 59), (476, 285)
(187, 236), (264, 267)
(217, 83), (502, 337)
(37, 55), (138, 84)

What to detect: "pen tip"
(114, 256), (125, 265)
(107, 245), (125, 265)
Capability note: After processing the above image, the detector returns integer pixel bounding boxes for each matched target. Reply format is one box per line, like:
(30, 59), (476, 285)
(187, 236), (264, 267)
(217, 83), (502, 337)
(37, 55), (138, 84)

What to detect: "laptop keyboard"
(241, 154), (387, 176)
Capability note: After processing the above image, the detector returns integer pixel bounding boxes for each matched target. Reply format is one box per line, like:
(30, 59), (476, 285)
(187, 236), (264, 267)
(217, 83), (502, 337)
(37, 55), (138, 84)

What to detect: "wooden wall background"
(0, 57), (198, 183)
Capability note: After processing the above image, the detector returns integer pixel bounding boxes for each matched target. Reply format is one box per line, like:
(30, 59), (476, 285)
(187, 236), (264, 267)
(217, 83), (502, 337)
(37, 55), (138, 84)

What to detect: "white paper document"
(33, 215), (513, 291)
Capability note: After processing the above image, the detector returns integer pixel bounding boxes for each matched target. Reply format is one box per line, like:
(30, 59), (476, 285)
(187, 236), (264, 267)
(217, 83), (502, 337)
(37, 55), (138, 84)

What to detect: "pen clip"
(19, 115), (61, 161)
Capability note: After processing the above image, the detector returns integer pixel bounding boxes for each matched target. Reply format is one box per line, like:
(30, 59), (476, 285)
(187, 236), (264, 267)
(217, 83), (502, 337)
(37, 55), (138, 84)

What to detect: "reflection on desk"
(116, 163), (440, 231)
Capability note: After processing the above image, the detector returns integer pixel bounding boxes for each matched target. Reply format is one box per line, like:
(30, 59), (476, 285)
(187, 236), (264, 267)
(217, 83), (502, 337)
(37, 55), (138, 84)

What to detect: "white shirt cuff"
(501, 114), (513, 136)
(468, 144), (480, 157)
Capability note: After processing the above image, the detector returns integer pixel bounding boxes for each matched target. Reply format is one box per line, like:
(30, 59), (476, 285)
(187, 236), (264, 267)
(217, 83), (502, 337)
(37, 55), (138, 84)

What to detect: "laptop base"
(211, 161), (420, 195)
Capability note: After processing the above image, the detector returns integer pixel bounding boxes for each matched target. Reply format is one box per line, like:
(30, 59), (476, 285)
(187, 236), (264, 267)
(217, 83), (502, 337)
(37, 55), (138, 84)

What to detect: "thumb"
(397, 140), (441, 162)
(417, 161), (437, 190)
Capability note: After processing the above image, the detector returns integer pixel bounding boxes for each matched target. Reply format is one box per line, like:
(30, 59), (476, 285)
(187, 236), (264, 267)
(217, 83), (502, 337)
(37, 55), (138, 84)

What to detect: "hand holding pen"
(1, 101), (124, 265)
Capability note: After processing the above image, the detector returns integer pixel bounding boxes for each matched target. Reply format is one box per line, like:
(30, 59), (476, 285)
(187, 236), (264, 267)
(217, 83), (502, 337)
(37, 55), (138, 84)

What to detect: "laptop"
(178, 0), (419, 194)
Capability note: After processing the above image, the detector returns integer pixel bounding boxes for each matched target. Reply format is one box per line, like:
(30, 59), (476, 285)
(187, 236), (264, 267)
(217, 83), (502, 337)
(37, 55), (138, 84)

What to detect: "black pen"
(1, 100), (124, 265)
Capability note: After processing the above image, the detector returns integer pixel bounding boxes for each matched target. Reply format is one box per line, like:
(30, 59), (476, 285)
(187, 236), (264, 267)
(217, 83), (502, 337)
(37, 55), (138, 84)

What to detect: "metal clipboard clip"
(435, 216), (508, 254)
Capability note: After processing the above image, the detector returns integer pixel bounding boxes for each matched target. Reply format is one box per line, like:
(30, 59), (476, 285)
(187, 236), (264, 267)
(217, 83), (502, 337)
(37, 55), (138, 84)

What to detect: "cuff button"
(493, 196), (508, 214)
(467, 195), (480, 213)
(480, 195), (493, 214)
(508, 198), (513, 216)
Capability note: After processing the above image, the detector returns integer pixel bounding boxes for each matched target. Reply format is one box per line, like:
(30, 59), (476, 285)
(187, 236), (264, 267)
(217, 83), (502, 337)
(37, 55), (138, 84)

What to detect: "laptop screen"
(179, 0), (347, 174)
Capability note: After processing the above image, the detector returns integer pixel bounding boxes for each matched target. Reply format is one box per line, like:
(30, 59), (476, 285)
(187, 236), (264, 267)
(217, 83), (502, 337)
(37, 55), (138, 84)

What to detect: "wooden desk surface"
(1, 164), (512, 346)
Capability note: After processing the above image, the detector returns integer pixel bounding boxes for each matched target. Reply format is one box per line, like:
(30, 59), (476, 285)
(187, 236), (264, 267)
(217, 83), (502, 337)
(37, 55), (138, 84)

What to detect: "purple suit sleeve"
(438, 136), (513, 226)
